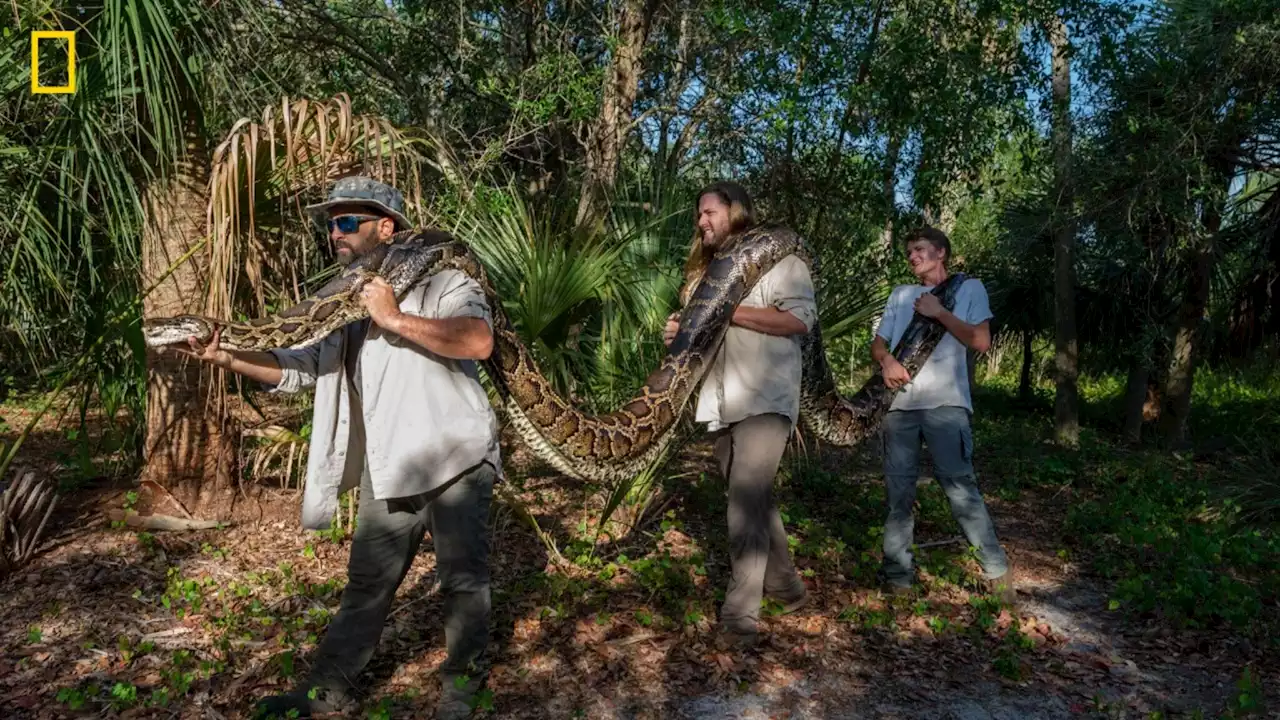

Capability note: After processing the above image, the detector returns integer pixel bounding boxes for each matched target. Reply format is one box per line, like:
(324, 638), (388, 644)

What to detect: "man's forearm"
(221, 350), (283, 386)
(871, 336), (893, 366)
(386, 314), (493, 360)
(732, 306), (807, 336)
(935, 311), (991, 352)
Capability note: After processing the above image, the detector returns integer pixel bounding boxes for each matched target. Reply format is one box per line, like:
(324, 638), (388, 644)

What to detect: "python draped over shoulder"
(142, 226), (966, 482)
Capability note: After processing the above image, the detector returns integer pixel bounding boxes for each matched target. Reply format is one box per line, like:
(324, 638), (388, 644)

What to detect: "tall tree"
(1048, 12), (1079, 447)
(576, 0), (664, 233)
(1079, 0), (1279, 448)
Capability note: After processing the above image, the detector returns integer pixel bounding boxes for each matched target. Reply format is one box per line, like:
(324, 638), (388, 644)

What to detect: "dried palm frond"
(0, 469), (58, 575)
(242, 423), (309, 492)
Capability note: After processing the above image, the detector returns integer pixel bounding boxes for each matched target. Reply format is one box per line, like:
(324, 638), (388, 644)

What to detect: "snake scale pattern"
(142, 227), (965, 482)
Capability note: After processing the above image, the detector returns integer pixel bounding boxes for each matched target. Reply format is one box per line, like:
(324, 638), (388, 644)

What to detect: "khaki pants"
(713, 413), (806, 631)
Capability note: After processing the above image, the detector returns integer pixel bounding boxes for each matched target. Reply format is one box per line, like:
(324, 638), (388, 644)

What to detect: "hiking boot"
(768, 583), (809, 615)
(253, 685), (348, 719)
(778, 592), (809, 615)
(881, 581), (913, 598)
(714, 618), (761, 650)
(876, 566), (915, 598)
(983, 572), (1017, 607)
(437, 673), (485, 720)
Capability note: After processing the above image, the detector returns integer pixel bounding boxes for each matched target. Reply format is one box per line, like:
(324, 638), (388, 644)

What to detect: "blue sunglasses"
(326, 214), (382, 234)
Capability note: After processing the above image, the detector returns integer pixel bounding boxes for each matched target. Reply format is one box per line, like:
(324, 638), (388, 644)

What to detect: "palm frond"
(0, 0), (272, 376)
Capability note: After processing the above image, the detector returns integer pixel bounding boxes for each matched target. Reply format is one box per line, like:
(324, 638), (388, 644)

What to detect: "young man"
(870, 226), (1014, 605)
(176, 176), (501, 719)
(663, 181), (813, 645)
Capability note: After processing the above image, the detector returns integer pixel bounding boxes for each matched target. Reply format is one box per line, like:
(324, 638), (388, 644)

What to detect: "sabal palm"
(453, 173), (693, 408)
(1, 0), (266, 358)
(0, 0), (271, 490)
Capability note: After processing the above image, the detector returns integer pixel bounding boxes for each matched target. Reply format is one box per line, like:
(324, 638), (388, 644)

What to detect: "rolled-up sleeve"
(267, 344), (322, 393)
(767, 256), (817, 332)
(428, 269), (494, 329)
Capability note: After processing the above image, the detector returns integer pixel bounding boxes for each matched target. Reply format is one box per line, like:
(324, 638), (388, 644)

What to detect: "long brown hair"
(679, 181), (758, 305)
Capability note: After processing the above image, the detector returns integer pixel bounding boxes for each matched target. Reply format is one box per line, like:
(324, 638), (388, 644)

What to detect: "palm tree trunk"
(1158, 147), (1237, 448)
(139, 92), (233, 516)
(1049, 13), (1079, 448)
(1158, 237), (1214, 448)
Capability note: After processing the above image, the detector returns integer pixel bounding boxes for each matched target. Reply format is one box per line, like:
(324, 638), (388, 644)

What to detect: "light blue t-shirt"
(874, 278), (993, 412)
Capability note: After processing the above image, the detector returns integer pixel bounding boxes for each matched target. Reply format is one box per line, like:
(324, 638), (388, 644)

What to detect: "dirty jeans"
(304, 460), (495, 699)
(880, 406), (1008, 587)
(713, 413), (807, 631)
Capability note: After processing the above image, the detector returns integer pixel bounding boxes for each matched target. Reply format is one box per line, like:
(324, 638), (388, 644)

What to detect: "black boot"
(253, 685), (348, 718)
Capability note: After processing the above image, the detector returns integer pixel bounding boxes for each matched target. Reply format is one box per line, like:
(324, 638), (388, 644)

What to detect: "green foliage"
(1066, 462), (1277, 630)
(1, 0), (281, 490)
(454, 176), (688, 405)
(1, 0), (269, 368)
(953, 131), (1055, 341)
(974, 362), (1280, 634)
(1074, 0), (1280, 366)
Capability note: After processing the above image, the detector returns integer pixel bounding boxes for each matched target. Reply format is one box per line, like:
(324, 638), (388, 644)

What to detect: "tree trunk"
(139, 92), (234, 517)
(1158, 240), (1214, 448)
(1158, 145), (1236, 448)
(1048, 14), (1079, 448)
(1018, 328), (1034, 403)
(1121, 358), (1148, 444)
(661, 11), (714, 180)
(664, 89), (713, 177)
(878, 132), (902, 258)
(575, 0), (661, 233)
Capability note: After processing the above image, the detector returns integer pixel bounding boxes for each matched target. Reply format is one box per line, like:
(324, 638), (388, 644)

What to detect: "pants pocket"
(959, 422), (973, 465)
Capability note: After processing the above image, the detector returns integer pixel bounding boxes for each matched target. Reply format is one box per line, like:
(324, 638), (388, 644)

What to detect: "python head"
(142, 315), (215, 348)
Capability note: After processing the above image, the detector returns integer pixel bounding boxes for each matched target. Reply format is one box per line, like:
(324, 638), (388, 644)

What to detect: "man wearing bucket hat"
(178, 175), (501, 719)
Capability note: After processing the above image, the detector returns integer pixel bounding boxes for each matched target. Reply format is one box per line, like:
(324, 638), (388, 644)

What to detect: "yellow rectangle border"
(31, 30), (77, 95)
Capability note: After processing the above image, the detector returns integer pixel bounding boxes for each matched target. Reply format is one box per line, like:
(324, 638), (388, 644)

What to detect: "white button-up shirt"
(694, 255), (818, 431)
(268, 268), (502, 530)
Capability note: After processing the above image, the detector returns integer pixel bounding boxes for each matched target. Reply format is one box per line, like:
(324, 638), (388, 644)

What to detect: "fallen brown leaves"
(0, 436), (1270, 718)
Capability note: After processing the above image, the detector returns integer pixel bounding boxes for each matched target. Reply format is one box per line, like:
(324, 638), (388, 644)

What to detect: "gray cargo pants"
(713, 413), (807, 632)
(880, 406), (1009, 587)
(303, 460), (495, 699)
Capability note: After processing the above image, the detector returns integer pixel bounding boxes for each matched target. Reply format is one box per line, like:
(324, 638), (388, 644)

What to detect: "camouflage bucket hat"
(304, 175), (413, 231)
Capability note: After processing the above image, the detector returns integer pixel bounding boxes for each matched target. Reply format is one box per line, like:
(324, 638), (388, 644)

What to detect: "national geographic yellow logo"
(30, 31), (77, 95)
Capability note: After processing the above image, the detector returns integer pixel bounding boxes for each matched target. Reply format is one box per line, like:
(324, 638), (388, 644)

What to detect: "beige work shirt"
(268, 268), (502, 530)
(694, 255), (818, 431)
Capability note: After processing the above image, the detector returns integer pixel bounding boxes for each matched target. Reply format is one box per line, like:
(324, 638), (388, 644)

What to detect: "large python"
(142, 226), (967, 482)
